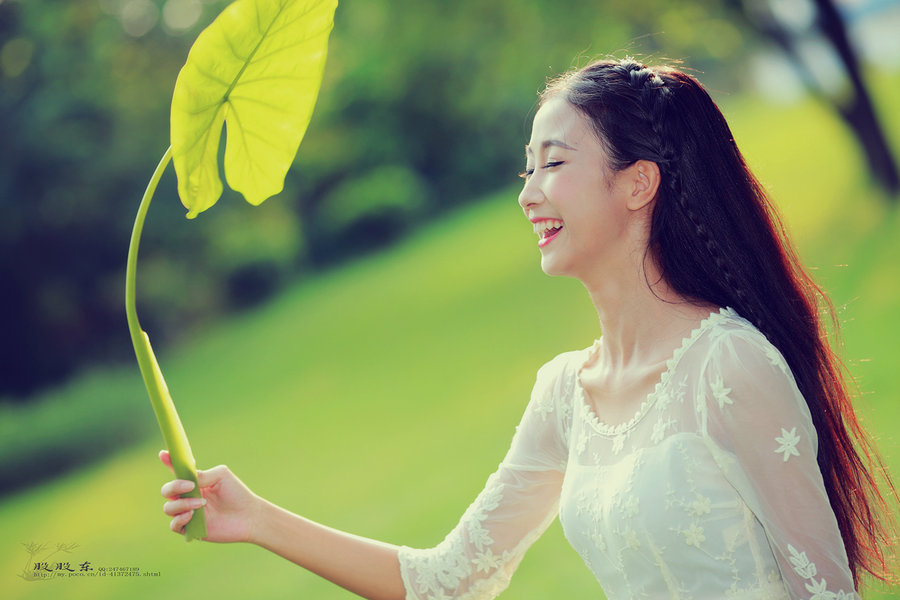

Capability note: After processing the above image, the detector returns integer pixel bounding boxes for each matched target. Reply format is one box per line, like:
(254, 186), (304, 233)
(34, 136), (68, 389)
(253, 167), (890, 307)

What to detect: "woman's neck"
(581, 260), (715, 372)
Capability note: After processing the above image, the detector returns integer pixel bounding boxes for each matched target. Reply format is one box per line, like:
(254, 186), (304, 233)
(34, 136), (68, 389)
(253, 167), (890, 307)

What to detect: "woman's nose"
(518, 178), (543, 211)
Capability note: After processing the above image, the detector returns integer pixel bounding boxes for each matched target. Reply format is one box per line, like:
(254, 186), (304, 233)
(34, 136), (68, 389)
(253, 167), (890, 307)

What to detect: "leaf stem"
(126, 147), (171, 333)
(126, 146), (207, 541)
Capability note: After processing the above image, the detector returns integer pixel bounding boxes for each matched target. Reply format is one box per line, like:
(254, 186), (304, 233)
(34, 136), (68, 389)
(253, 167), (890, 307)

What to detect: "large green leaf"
(171, 0), (338, 218)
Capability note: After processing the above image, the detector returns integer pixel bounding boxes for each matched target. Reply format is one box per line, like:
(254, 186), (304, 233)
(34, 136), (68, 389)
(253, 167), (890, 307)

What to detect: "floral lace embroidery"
(763, 342), (791, 376)
(464, 479), (504, 545)
(574, 423), (590, 456)
(674, 376), (688, 404)
(774, 427), (801, 462)
(682, 523), (706, 547)
(534, 403), (553, 421)
(534, 389), (555, 420)
(667, 440), (711, 552)
(404, 475), (510, 599)
(710, 375), (733, 409)
(472, 548), (503, 574)
(656, 389), (674, 412)
(689, 495), (711, 516)
(651, 417), (676, 444)
(787, 545), (855, 599)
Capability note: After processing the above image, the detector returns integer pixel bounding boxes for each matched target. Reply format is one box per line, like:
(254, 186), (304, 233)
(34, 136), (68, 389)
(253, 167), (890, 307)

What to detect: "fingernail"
(194, 498), (206, 508)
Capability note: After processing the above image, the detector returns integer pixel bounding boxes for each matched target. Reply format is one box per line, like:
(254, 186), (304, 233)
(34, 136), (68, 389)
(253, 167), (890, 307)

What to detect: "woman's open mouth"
(534, 219), (564, 248)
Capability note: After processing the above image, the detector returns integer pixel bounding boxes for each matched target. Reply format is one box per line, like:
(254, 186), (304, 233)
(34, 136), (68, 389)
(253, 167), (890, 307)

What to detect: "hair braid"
(671, 182), (768, 335)
(623, 61), (774, 338)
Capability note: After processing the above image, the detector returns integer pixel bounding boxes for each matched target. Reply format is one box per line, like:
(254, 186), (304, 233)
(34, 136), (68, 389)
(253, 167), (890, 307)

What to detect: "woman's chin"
(539, 255), (568, 277)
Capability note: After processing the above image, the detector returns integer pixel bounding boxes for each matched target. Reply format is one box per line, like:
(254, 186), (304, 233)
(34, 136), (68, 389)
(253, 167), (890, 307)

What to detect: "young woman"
(160, 58), (895, 600)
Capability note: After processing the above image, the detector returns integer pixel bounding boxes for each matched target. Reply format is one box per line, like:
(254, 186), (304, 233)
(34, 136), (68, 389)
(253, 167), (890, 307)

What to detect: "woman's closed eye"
(518, 160), (564, 180)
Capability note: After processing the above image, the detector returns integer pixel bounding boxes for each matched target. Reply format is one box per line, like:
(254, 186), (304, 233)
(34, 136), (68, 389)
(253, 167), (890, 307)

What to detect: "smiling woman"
(518, 97), (655, 282)
(158, 57), (897, 600)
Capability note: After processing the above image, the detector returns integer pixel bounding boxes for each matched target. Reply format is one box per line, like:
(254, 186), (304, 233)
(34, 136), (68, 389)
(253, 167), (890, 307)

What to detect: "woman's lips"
(531, 217), (564, 248)
(528, 210), (563, 248)
(537, 224), (563, 248)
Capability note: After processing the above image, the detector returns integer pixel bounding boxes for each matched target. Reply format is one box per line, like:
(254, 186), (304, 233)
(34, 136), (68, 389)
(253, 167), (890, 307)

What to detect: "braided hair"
(540, 57), (895, 586)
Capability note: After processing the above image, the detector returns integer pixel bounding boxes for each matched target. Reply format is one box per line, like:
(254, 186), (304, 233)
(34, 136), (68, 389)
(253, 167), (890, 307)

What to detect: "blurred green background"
(1, 0), (898, 598)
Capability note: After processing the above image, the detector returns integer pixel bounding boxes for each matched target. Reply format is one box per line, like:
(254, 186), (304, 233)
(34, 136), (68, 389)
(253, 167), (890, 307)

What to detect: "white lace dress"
(397, 308), (859, 600)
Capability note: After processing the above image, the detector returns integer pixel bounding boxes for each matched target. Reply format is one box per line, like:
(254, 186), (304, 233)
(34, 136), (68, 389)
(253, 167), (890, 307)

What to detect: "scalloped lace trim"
(576, 307), (735, 436)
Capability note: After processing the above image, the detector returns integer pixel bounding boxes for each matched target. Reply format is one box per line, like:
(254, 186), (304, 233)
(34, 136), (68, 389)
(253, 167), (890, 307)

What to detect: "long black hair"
(541, 57), (895, 585)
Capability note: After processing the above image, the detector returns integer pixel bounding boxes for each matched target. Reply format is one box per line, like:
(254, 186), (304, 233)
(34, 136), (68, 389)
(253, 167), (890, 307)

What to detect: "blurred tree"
(0, 0), (206, 398)
(732, 0), (899, 195)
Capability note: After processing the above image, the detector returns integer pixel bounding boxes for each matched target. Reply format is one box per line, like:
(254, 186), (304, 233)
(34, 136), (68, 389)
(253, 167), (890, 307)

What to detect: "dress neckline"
(575, 306), (734, 436)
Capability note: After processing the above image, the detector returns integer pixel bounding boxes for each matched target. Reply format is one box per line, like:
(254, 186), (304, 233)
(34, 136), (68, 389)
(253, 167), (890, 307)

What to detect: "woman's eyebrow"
(524, 139), (577, 154)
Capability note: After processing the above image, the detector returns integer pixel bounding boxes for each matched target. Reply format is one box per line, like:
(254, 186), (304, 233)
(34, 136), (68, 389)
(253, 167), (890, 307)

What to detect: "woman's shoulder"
(668, 307), (796, 394)
(529, 344), (594, 412)
(688, 307), (786, 364)
(536, 344), (595, 384)
(679, 308), (804, 408)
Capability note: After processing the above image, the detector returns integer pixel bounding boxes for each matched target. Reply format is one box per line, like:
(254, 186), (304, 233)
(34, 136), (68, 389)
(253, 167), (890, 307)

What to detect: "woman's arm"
(159, 451), (405, 600)
(160, 352), (574, 600)
(252, 498), (404, 600)
(698, 331), (859, 599)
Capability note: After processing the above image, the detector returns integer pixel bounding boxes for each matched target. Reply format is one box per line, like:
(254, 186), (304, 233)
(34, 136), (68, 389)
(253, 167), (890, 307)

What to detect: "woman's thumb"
(196, 464), (231, 488)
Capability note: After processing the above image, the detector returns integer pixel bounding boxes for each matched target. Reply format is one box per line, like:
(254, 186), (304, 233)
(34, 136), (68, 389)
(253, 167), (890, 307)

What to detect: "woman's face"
(518, 97), (637, 282)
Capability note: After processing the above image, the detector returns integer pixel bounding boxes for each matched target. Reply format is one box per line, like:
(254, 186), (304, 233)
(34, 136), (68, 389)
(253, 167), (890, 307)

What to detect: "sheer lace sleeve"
(698, 327), (859, 600)
(397, 352), (574, 600)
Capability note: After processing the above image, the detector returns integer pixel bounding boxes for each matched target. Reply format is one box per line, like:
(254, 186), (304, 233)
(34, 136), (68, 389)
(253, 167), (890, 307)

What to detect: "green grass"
(2, 91), (898, 599)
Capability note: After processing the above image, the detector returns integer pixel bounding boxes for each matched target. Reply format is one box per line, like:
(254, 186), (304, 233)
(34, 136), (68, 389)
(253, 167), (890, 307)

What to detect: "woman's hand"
(159, 450), (260, 543)
(160, 452), (405, 599)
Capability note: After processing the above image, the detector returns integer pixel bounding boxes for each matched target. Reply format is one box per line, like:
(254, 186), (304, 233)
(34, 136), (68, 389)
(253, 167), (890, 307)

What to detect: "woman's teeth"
(533, 219), (563, 237)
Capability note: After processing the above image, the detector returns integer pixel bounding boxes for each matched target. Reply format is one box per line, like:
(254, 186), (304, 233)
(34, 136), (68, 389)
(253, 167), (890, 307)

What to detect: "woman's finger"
(160, 479), (195, 499)
(170, 510), (194, 534)
(158, 450), (173, 472)
(163, 496), (206, 517)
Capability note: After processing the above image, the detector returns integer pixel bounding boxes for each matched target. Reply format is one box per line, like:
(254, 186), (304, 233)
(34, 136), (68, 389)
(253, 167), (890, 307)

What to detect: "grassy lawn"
(2, 91), (898, 599)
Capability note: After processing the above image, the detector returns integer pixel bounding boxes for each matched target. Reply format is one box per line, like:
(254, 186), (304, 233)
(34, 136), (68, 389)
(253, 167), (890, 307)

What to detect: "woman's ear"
(625, 160), (661, 211)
